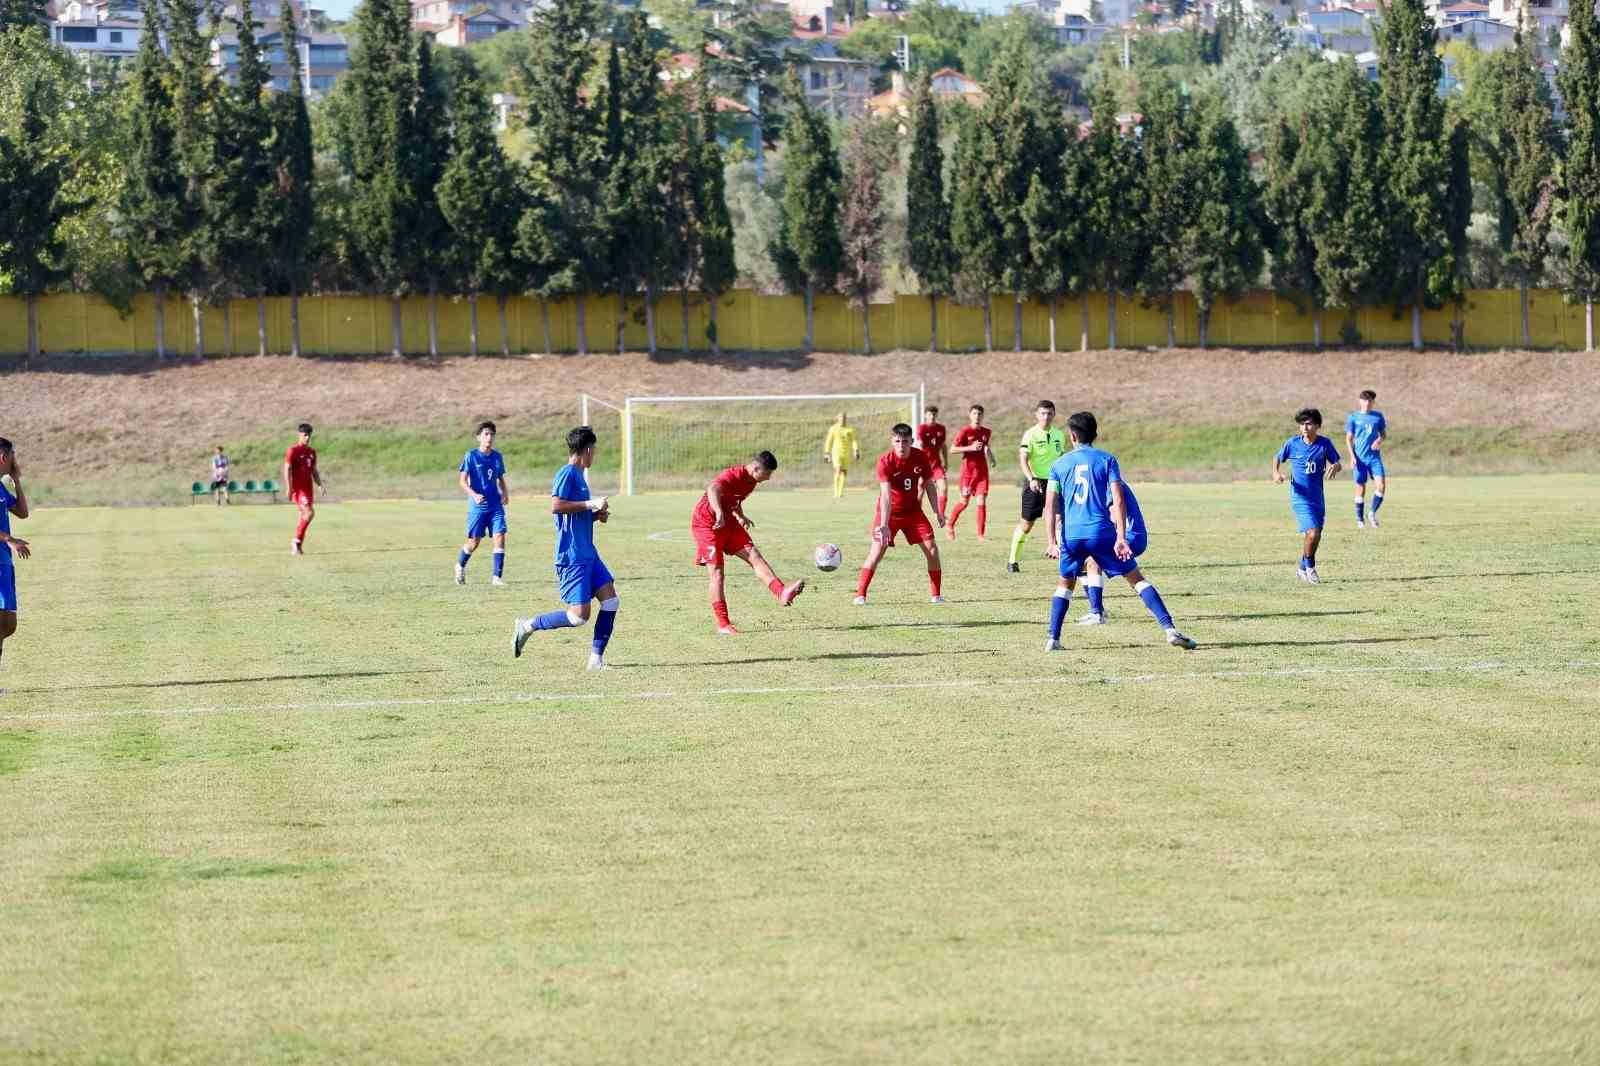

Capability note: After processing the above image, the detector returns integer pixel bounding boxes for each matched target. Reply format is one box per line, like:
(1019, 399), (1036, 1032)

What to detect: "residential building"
(867, 66), (984, 118)
(1437, 14), (1518, 47)
(786, 8), (875, 118)
(1304, 6), (1371, 34)
(411, 0), (526, 33)
(1438, 1), (1490, 22)
(211, 27), (351, 96)
(1487, 0), (1568, 37)
(49, 16), (142, 65)
(430, 8), (517, 45)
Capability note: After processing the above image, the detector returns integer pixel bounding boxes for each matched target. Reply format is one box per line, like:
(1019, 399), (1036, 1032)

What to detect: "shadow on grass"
(649, 649), (995, 668)
(12, 668), (441, 694)
(1199, 633), (1485, 650)
(1190, 609), (1370, 621)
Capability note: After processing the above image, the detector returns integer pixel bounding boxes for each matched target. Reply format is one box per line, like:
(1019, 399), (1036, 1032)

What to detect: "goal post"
(622, 392), (922, 495)
(577, 393), (626, 494)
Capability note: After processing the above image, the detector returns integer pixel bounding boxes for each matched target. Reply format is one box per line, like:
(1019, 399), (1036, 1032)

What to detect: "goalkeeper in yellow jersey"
(822, 412), (861, 499)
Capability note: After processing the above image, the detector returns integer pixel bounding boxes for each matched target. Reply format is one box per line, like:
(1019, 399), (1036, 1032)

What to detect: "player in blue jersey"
(512, 426), (619, 671)
(1345, 389), (1388, 528)
(0, 438), (33, 681)
(1041, 412), (1196, 651)
(1071, 478), (1149, 626)
(456, 421), (511, 586)
(1273, 408), (1343, 584)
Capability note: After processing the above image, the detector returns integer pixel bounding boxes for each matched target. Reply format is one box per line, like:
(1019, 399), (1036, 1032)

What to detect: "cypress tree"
(694, 83), (737, 355)
(0, 0), (46, 35)
(949, 106), (1002, 350)
(986, 36), (1059, 351)
(1183, 92), (1265, 348)
(1263, 116), (1327, 346)
(1079, 81), (1143, 348)
(213, 0), (275, 355)
(409, 36), (453, 356)
(341, 0), (418, 355)
(0, 78), (76, 360)
(1559, 0), (1600, 350)
(905, 70), (953, 351)
(1375, 0), (1452, 349)
(1444, 114), (1473, 348)
(1022, 104), (1085, 353)
(517, 0), (607, 354)
(838, 117), (888, 353)
(267, 12), (316, 357)
(772, 75), (841, 352)
(121, 0), (186, 358)
(438, 53), (526, 356)
(166, 0), (221, 357)
(1490, 18), (1558, 346)
(1312, 58), (1386, 343)
(1133, 80), (1192, 347)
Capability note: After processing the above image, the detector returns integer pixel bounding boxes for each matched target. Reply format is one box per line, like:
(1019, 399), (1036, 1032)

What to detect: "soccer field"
(3, 476), (1598, 1064)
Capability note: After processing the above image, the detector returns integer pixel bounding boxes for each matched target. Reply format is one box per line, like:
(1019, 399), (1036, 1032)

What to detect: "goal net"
(623, 393), (921, 494)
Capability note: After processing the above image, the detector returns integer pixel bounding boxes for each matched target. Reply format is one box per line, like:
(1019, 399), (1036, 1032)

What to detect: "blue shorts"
(0, 565), (15, 612)
(556, 557), (614, 605)
(1058, 532), (1138, 580)
(1292, 502), (1326, 533)
(1353, 456), (1386, 485)
(467, 506), (507, 539)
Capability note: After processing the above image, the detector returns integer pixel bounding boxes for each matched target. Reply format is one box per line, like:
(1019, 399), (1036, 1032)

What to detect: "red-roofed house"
(431, 8), (516, 46)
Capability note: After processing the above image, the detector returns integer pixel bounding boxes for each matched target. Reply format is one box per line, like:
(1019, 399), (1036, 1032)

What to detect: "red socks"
(976, 504), (987, 538)
(856, 567), (875, 597)
(948, 498), (968, 529)
(929, 569), (942, 597)
(712, 600), (731, 628)
(766, 577), (784, 598)
(937, 493), (948, 521)
(294, 515), (311, 542)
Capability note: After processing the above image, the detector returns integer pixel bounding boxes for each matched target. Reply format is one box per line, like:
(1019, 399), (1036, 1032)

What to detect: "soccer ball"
(814, 543), (843, 572)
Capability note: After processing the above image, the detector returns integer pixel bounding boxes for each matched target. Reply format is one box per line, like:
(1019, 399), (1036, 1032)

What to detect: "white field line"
(4, 660), (1596, 724)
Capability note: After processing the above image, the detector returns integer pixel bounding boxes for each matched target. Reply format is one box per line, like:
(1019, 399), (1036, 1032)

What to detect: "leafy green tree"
(949, 105), (1001, 349)
(410, 36), (454, 356)
(516, 0), (608, 353)
(0, 0), (46, 35)
(167, 0), (224, 356)
(693, 84), (738, 354)
(904, 70), (953, 350)
(266, 13), (317, 357)
(1558, 0), (1600, 350)
(1262, 116), (1327, 346)
(1444, 115), (1473, 348)
(1078, 80), (1144, 348)
(704, 0), (791, 154)
(120, 0), (188, 358)
(1133, 80), (1192, 347)
(1182, 92), (1264, 347)
(438, 52), (527, 356)
(1488, 22), (1559, 346)
(1022, 102), (1085, 352)
(1311, 58), (1386, 343)
(1375, 0), (1455, 349)
(771, 76), (841, 351)
(838, 117), (889, 353)
(212, 0), (276, 355)
(959, 11), (1055, 83)
(0, 78), (76, 359)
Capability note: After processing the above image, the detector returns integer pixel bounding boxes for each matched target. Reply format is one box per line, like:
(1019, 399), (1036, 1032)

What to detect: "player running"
(854, 423), (946, 605)
(283, 423), (322, 555)
(456, 421), (510, 586)
(1042, 412), (1196, 651)
(822, 412), (861, 499)
(1345, 389), (1388, 528)
(691, 451), (806, 634)
(1009, 400), (1066, 573)
(915, 405), (950, 522)
(0, 438), (32, 681)
(513, 426), (619, 671)
(1273, 408), (1343, 584)
(946, 404), (996, 540)
(210, 445), (231, 505)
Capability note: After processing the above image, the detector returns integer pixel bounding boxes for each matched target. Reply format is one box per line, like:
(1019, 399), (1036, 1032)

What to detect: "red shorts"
(930, 465), (948, 482)
(959, 467), (990, 497)
(692, 521), (752, 567)
(290, 486), (314, 506)
(871, 507), (936, 547)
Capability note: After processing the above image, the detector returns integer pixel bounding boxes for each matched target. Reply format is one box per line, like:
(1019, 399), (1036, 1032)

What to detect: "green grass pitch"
(3, 475), (1598, 1064)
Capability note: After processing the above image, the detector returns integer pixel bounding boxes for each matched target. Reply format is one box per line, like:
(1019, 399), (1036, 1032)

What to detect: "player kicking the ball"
(691, 451), (805, 634)
(855, 423), (946, 605)
(512, 426), (619, 671)
(1042, 412), (1196, 651)
(946, 404), (996, 540)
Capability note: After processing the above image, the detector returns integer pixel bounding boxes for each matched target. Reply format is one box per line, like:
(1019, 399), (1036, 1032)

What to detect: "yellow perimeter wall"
(0, 288), (1591, 355)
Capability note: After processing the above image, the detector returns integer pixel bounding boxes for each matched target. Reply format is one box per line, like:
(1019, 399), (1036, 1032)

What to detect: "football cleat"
(1368, 513), (1380, 528)
(586, 655), (613, 671)
(1077, 612), (1106, 626)
(852, 595), (867, 606)
(930, 595), (946, 605)
(1006, 563), (1020, 573)
(512, 619), (531, 658)
(1043, 638), (1064, 652)
(455, 565), (466, 585)
(1166, 629), (1198, 650)
(717, 624), (742, 635)
(1296, 567), (1311, 583)
(291, 544), (303, 556)
(1356, 520), (1365, 529)
(1304, 567), (1321, 584)
(779, 579), (806, 606)
(491, 576), (506, 587)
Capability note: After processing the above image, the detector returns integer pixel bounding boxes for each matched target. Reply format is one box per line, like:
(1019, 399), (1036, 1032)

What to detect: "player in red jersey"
(283, 422), (322, 555)
(915, 405), (950, 522)
(946, 403), (997, 540)
(855, 423), (946, 605)
(691, 451), (805, 634)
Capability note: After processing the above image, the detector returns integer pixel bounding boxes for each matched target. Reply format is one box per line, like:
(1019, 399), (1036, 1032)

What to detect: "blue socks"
(492, 550), (504, 578)
(1047, 588), (1071, 640)
(532, 609), (578, 631)
(1355, 500), (1365, 522)
(1371, 493), (1384, 514)
(1135, 580), (1173, 629)
(458, 549), (471, 568)
(593, 603), (618, 656)
(1084, 575), (1105, 616)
